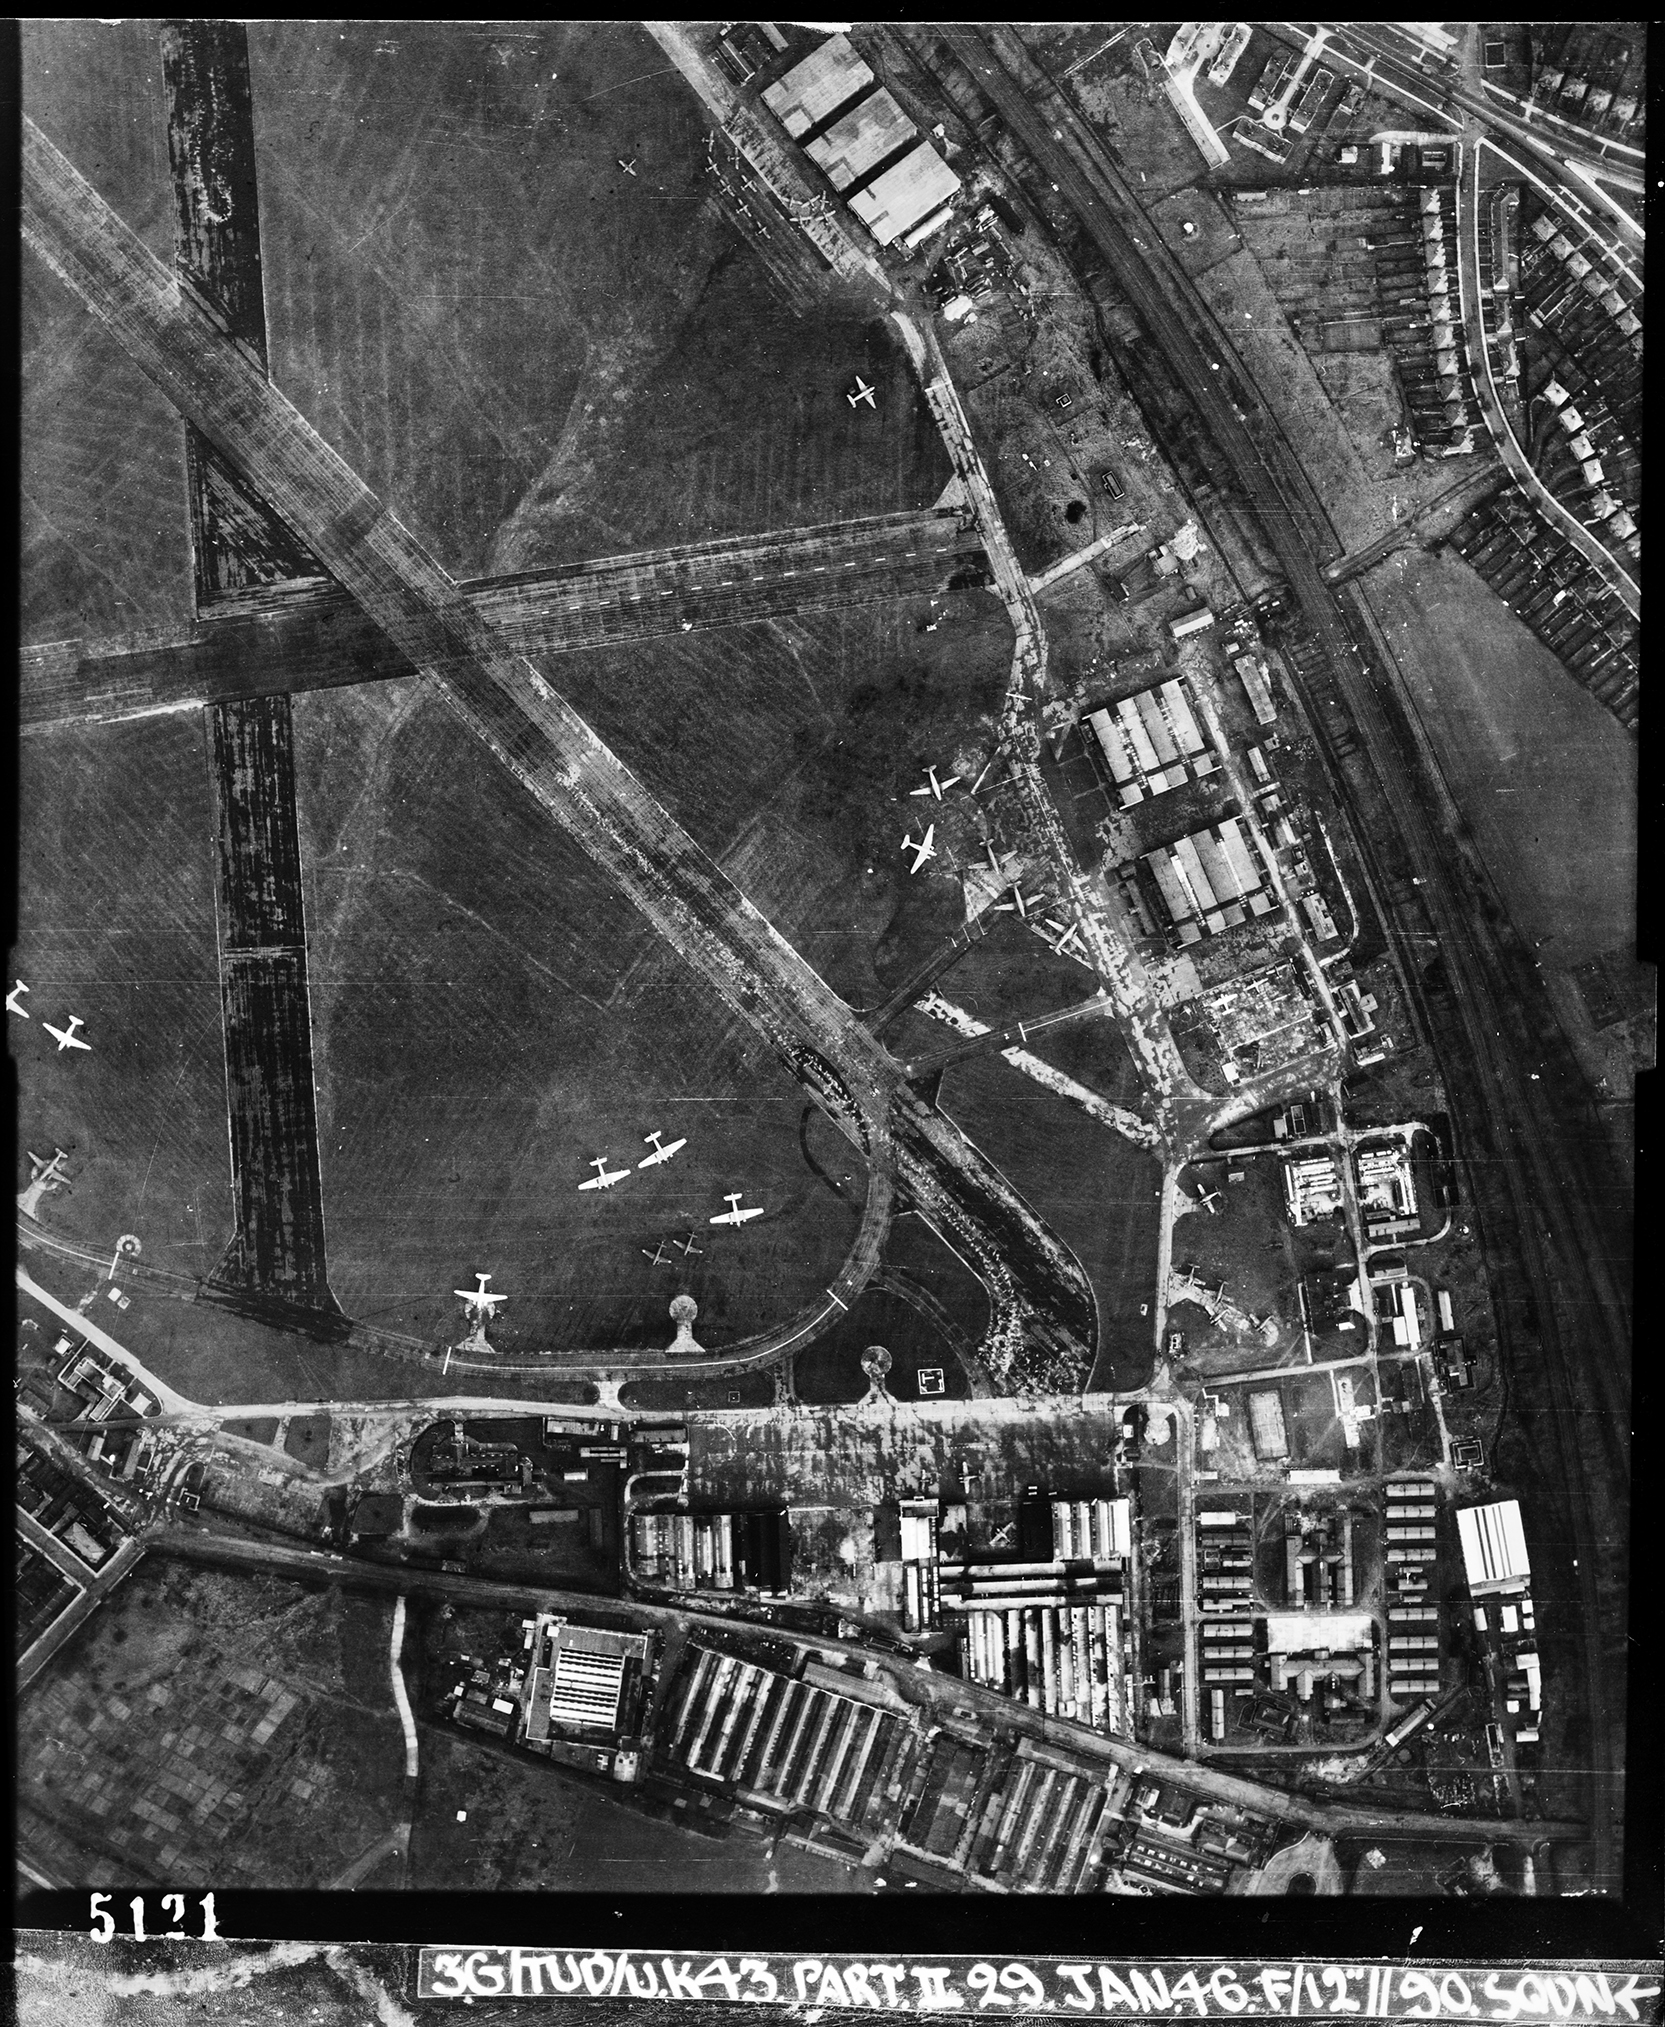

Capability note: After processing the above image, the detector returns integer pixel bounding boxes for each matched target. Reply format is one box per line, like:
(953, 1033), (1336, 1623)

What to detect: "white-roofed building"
(805, 86), (916, 192)
(1456, 1499), (1531, 1596)
(762, 34), (874, 140)
(848, 141), (961, 246)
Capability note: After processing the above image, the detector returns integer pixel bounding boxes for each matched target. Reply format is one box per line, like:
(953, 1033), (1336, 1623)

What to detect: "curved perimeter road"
(21, 118), (1094, 1393)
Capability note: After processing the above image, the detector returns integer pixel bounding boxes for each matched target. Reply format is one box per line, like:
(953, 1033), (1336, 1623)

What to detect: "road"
(22, 117), (1096, 1393)
(1454, 139), (1639, 617)
(149, 1521), (1583, 1851)
(20, 513), (984, 733)
(934, 26), (1625, 1879)
(17, 1533), (147, 1692)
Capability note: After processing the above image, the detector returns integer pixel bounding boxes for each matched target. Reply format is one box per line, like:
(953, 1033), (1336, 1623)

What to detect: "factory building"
(630, 1509), (791, 1595)
(849, 141), (962, 246)
(1142, 818), (1277, 944)
(1355, 1142), (1419, 1237)
(1051, 1496), (1133, 1561)
(1084, 679), (1218, 806)
(804, 86), (916, 191)
(1456, 1498), (1532, 1596)
(1169, 605), (1216, 641)
(762, 33), (873, 138)
(519, 1615), (652, 1744)
(1248, 1389), (1290, 1462)
(1234, 653), (1278, 725)
(1282, 1151), (1344, 1224)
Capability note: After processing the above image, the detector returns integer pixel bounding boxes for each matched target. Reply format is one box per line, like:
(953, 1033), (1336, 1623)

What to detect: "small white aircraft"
(901, 825), (937, 875)
(6, 980), (28, 1019)
(618, 157), (638, 176)
(910, 764), (962, 802)
(847, 375), (877, 410)
(579, 1156), (631, 1192)
(994, 883), (1044, 921)
(1195, 1187), (1222, 1216)
(674, 1233), (704, 1257)
(642, 1241), (673, 1266)
(1050, 921), (1087, 960)
(710, 1193), (765, 1227)
(453, 1271), (507, 1315)
(44, 1014), (91, 1053)
(638, 1130), (688, 1169)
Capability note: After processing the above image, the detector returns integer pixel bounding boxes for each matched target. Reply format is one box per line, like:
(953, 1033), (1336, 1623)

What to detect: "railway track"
(929, 26), (1625, 1873)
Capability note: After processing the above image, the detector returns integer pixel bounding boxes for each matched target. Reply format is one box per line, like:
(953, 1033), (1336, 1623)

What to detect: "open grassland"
(938, 1053), (1162, 1390)
(15, 718), (233, 1274)
(1359, 551), (1637, 970)
(293, 680), (865, 1354)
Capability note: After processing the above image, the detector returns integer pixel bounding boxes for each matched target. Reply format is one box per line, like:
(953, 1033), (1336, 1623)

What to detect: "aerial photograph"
(15, 17), (1643, 1905)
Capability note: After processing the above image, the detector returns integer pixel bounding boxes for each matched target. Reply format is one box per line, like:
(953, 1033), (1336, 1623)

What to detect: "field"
(405, 1720), (868, 1893)
(15, 1562), (408, 1888)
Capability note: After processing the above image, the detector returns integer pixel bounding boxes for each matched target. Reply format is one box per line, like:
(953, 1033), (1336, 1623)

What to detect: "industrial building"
(1247, 1389), (1289, 1462)
(1233, 653), (1278, 725)
(761, 33), (873, 138)
(1141, 818), (1277, 943)
(1083, 679), (1218, 806)
(1170, 605), (1216, 642)
(630, 1508), (791, 1595)
(1354, 1141), (1419, 1236)
(804, 86), (915, 191)
(1282, 1151), (1344, 1224)
(1456, 1499), (1532, 1596)
(521, 1614), (652, 1742)
(1281, 1507), (1355, 1608)
(848, 141), (962, 246)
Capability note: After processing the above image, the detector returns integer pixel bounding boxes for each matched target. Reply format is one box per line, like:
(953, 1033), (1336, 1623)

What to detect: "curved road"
(22, 116), (1094, 1394)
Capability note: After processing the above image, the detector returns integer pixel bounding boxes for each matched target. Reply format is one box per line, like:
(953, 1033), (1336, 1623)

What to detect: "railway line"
(23, 115), (1094, 1393)
(929, 26), (1624, 1874)
(21, 513), (985, 733)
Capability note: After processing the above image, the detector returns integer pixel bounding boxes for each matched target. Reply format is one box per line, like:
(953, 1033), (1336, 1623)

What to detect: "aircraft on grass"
(7, 980), (28, 1018)
(638, 1130), (687, 1168)
(910, 764), (961, 802)
(710, 1193), (765, 1227)
(847, 376), (877, 410)
(642, 1241), (673, 1266)
(1195, 1186), (1222, 1215)
(18, 1147), (73, 1222)
(453, 1272), (507, 1314)
(674, 1233), (704, 1257)
(617, 157), (638, 176)
(44, 1014), (91, 1052)
(901, 826), (937, 875)
(579, 1156), (631, 1192)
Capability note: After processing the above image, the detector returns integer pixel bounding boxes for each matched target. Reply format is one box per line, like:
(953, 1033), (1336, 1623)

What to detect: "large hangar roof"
(848, 140), (961, 246)
(805, 86), (916, 192)
(762, 33), (874, 140)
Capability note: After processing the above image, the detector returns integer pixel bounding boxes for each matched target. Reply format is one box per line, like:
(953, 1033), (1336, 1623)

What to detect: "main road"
(22, 117), (1094, 1393)
(934, 25), (1626, 1879)
(20, 512), (986, 733)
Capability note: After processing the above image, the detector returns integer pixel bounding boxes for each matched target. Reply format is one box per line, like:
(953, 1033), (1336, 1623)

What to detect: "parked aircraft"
(1049, 921), (1087, 959)
(453, 1272), (507, 1315)
(617, 157), (638, 176)
(43, 1014), (91, 1052)
(638, 1130), (688, 1169)
(847, 375), (877, 410)
(18, 1147), (73, 1221)
(901, 826), (937, 875)
(674, 1233), (704, 1257)
(910, 764), (962, 802)
(710, 1193), (765, 1227)
(7, 980), (28, 1018)
(579, 1156), (630, 1192)
(642, 1241), (673, 1266)
(994, 883), (1045, 921)
(1195, 1187), (1222, 1215)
